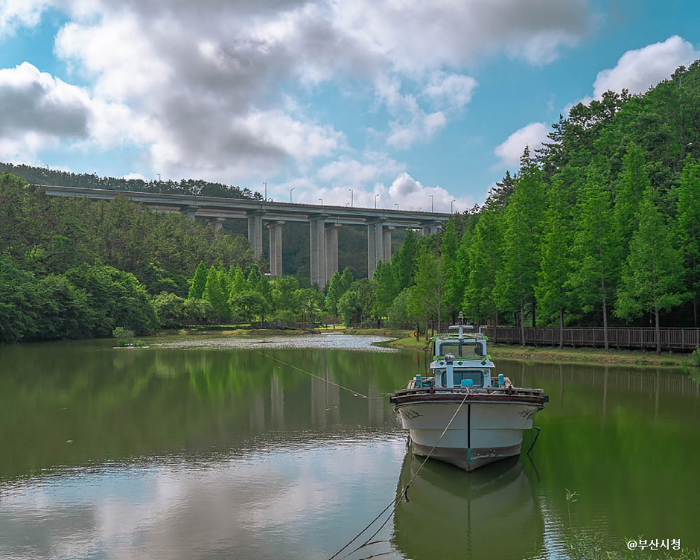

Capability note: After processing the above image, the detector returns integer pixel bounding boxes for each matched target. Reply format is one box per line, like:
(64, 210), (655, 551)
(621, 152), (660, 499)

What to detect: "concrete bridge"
(40, 185), (449, 286)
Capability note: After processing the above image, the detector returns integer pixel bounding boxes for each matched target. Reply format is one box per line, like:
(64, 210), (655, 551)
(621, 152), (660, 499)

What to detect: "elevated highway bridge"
(40, 185), (450, 286)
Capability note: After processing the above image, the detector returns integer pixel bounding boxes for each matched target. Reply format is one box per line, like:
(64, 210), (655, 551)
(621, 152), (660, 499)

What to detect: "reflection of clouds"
(0, 441), (406, 560)
(153, 334), (398, 352)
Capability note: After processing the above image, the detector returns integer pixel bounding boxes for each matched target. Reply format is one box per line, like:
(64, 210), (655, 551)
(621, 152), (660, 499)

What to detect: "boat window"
(453, 369), (484, 388)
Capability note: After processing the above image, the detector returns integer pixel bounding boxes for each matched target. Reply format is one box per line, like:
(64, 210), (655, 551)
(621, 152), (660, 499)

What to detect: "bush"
(690, 347), (700, 367)
(112, 327), (135, 340)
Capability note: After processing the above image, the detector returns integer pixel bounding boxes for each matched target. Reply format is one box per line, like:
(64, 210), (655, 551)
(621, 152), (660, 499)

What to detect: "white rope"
(330, 391), (471, 560)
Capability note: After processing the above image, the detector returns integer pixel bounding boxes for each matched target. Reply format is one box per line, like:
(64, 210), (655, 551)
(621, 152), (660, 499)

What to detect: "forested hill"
(431, 60), (700, 350)
(0, 162), (262, 200)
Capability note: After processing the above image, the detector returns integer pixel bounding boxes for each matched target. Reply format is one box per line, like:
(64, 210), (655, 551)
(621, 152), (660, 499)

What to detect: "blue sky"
(1, 0), (700, 212)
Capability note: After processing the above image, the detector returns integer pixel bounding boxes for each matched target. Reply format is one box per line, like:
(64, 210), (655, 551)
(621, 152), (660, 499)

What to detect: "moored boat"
(390, 313), (548, 471)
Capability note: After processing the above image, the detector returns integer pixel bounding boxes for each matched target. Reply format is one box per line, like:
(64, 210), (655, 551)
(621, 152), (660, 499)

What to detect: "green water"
(0, 335), (698, 559)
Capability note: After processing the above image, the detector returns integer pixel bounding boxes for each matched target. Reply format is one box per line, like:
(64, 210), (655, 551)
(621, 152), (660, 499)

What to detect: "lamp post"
(395, 203), (399, 210)
(430, 194), (434, 212)
(451, 199), (456, 213)
(319, 198), (323, 205)
(374, 193), (379, 209)
(290, 187), (295, 203)
(349, 188), (353, 207)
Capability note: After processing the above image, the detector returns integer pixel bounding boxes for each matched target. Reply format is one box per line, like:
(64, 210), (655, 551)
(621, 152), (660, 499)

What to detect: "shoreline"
(341, 328), (692, 368)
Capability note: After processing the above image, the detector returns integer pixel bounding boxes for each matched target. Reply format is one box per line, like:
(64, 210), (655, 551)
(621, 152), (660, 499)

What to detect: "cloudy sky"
(1, 0), (699, 211)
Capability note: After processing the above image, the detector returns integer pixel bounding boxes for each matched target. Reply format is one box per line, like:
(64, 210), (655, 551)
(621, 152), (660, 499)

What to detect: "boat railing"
(403, 377), (545, 399)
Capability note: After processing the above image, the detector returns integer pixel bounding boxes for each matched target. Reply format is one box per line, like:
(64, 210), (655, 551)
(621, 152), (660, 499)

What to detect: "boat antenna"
(458, 311), (464, 355)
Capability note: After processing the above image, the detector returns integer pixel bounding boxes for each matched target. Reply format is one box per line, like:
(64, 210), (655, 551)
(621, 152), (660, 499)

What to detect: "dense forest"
(376, 60), (700, 353)
(0, 162), (263, 200)
(3, 61), (700, 349)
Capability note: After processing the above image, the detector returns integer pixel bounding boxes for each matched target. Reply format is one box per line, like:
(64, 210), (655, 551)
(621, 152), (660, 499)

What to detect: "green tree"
(295, 288), (325, 326)
(613, 142), (649, 257)
(494, 149), (545, 343)
(615, 185), (686, 353)
(536, 177), (573, 348)
(326, 267), (353, 317)
(407, 246), (444, 333)
(463, 207), (503, 330)
(203, 265), (229, 321)
(153, 293), (186, 328)
(188, 262), (208, 299)
(568, 165), (620, 351)
(372, 260), (396, 319)
(230, 291), (270, 322)
(229, 265), (246, 296)
(392, 229), (418, 292)
(440, 219), (463, 321)
(674, 156), (700, 325)
(337, 279), (376, 326)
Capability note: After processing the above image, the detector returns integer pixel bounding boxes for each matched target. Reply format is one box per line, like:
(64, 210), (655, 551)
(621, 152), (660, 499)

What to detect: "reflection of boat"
(393, 454), (543, 560)
(390, 314), (548, 470)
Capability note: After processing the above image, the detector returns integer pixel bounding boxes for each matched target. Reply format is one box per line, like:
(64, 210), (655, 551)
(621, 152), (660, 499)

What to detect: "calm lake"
(0, 334), (698, 559)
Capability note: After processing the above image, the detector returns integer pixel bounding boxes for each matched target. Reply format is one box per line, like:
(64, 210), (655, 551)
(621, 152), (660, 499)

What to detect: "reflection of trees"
(497, 359), (700, 551)
(0, 342), (413, 481)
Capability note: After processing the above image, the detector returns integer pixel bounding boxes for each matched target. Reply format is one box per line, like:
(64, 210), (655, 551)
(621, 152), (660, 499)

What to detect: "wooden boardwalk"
(482, 326), (700, 352)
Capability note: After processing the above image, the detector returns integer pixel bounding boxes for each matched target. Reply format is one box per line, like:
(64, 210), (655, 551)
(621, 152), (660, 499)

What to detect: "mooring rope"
(256, 350), (392, 400)
(328, 391), (471, 560)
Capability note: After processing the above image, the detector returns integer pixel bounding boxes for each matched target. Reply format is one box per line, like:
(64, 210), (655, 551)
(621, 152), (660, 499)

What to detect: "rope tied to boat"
(328, 391), (471, 560)
(256, 350), (390, 400)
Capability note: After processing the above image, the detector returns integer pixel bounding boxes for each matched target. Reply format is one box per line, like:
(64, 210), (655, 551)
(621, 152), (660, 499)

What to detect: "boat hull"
(393, 394), (543, 471)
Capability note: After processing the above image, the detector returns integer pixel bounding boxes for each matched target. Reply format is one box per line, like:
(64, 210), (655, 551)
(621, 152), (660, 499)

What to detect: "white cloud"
(316, 153), (403, 185)
(331, 0), (590, 72)
(494, 122), (549, 168)
(0, 62), (148, 164)
(593, 36), (700, 98)
(422, 72), (478, 112)
(1, 0), (594, 181)
(0, 0), (49, 37)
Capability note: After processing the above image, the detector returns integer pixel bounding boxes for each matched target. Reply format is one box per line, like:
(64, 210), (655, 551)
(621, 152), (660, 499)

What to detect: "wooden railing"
(482, 327), (700, 352)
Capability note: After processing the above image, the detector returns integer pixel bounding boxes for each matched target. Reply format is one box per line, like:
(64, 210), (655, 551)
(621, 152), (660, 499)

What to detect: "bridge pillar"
(247, 211), (263, 258)
(267, 221), (284, 276)
(209, 217), (226, 233)
(310, 218), (327, 287)
(383, 226), (394, 262)
(367, 220), (385, 279)
(421, 223), (440, 236)
(325, 224), (341, 282)
(181, 205), (198, 220)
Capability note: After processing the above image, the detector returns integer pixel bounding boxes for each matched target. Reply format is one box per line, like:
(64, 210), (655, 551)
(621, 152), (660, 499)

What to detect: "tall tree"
(568, 164), (619, 351)
(674, 156), (700, 325)
(494, 149), (545, 344)
(203, 265), (229, 321)
(613, 142), (649, 257)
(407, 246), (443, 333)
(536, 177), (573, 348)
(372, 260), (396, 319)
(464, 208), (503, 331)
(392, 229), (419, 293)
(440, 219), (462, 321)
(188, 262), (208, 299)
(326, 267), (354, 317)
(615, 185), (686, 353)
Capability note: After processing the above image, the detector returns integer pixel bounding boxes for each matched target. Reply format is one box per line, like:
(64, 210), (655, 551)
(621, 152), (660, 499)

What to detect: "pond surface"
(0, 334), (699, 559)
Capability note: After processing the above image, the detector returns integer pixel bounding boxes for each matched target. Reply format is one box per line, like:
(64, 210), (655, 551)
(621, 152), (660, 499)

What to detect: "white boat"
(390, 313), (548, 471)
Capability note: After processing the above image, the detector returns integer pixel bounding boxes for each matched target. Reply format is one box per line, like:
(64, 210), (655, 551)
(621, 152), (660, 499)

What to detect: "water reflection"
(393, 454), (543, 560)
(1, 339), (699, 559)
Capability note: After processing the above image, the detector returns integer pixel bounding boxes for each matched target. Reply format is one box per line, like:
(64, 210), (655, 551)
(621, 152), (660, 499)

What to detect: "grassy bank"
(154, 325), (693, 368)
(343, 328), (693, 368)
